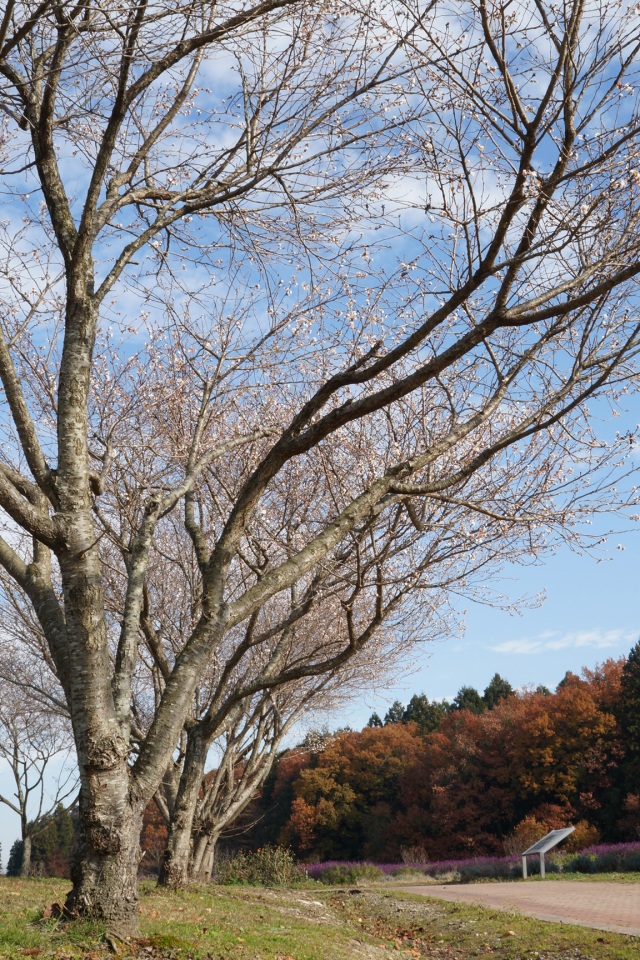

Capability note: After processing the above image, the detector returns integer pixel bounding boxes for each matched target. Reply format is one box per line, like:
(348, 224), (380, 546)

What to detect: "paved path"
(398, 881), (640, 937)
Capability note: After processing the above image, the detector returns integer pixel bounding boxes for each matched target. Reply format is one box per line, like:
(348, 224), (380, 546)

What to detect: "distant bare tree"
(0, 683), (76, 876)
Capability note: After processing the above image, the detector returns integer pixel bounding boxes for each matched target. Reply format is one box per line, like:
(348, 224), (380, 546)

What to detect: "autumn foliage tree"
(139, 801), (169, 878)
(413, 667), (627, 857)
(279, 723), (425, 861)
(3, 0), (640, 933)
(269, 659), (631, 862)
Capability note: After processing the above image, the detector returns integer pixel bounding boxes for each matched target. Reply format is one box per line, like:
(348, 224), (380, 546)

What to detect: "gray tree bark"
(20, 833), (32, 878)
(191, 832), (217, 882)
(65, 774), (144, 933)
(158, 729), (208, 890)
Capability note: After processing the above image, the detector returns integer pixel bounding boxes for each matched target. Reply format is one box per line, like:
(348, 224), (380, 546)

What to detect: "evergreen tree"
(402, 694), (448, 733)
(483, 674), (515, 709)
(383, 701), (405, 724)
(557, 671), (581, 689)
(7, 839), (23, 877)
(619, 640), (640, 754)
(367, 712), (383, 727)
(6, 805), (76, 878)
(451, 686), (486, 715)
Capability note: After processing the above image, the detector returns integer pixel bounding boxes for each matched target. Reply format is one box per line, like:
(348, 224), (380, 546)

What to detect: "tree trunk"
(192, 831), (218, 882)
(53, 488), (146, 933)
(203, 836), (217, 882)
(20, 834), (32, 877)
(158, 728), (207, 890)
(64, 762), (143, 936)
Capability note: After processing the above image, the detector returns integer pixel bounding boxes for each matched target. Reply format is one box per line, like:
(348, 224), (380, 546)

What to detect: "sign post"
(521, 827), (575, 879)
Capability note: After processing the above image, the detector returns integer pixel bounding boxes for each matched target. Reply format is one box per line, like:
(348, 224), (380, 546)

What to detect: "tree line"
(367, 671), (518, 732)
(246, 648), (640, 862)
(9, 644), (640, 874)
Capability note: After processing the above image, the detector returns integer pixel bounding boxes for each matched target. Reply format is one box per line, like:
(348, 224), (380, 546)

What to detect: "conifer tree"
(483, 674), (515, 710)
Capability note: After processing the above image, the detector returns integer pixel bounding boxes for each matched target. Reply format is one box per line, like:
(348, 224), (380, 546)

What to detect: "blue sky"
(335, 515), (639, 728)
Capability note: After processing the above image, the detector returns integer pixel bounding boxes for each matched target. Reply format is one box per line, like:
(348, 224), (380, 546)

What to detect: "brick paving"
(399, 880), (640, 936)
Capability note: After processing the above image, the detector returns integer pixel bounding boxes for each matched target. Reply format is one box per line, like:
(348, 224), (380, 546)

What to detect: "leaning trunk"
(191, 831), (210, 880)
(158, 728), (207, 889)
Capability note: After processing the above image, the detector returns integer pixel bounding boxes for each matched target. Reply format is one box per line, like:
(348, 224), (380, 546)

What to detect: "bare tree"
(156, 683), (331, 885)
(0, 682), (76, 876)
(156, 598), (410, 888)
(189, 705), (288, 884)
(133, 480), (457, 887)
(1, 0), (640, 933)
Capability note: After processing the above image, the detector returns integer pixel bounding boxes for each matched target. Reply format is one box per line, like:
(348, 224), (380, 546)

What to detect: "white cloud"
(490, 627), (636, 656)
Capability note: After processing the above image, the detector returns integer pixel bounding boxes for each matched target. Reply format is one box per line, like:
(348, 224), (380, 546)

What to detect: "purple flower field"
(304, 855), (520, 882)
(304, 841), (640, 883)
(578, 841), (640, 858)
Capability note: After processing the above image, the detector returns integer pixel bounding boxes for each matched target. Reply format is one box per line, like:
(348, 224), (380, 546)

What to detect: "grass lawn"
(0, 876), (637, 959)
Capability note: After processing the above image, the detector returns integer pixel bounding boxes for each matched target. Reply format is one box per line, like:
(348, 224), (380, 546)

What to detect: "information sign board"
(521, 826), (575, 879)
(522, 827), (575, 856)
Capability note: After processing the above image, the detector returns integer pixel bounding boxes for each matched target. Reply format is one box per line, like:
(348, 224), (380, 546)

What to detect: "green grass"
(0, 877), (368, 959)
(0, 875), (638, 959)
(0, 877), (107, 956)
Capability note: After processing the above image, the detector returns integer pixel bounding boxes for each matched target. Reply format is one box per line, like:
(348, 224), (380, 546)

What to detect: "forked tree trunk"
(192, 831), (218, 882)
(64, 759), (143, 935)
(158, 729), (207, 890)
